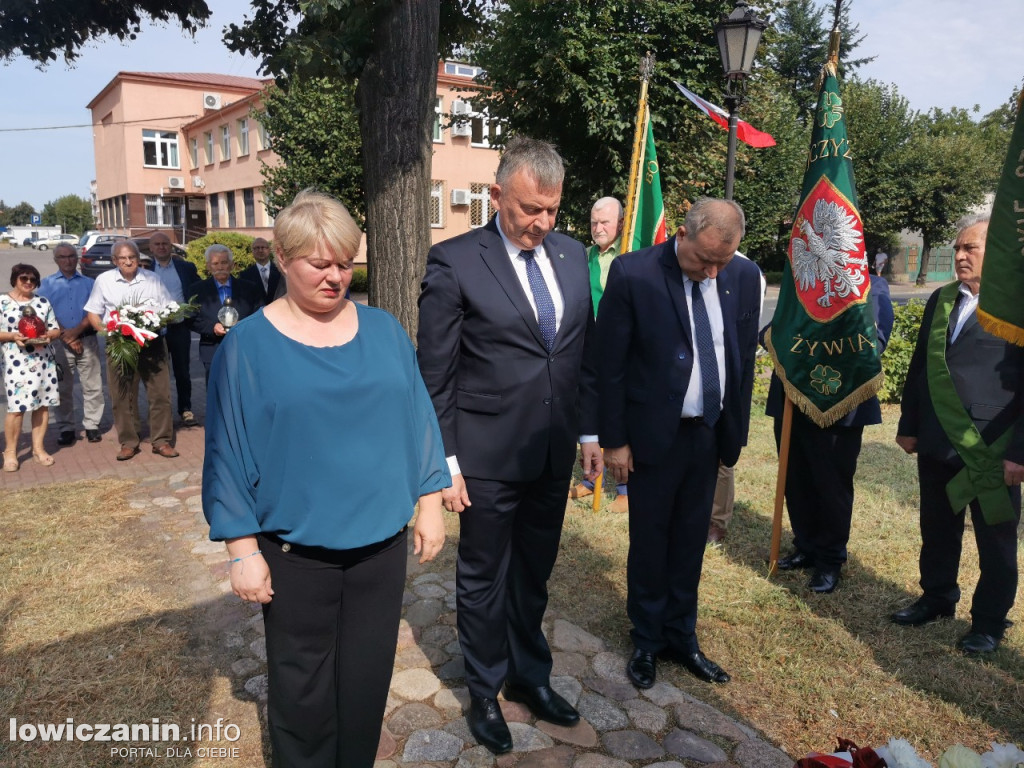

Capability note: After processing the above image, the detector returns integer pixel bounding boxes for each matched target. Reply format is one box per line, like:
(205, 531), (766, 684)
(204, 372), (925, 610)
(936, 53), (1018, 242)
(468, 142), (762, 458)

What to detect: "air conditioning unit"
(167, 176), (186, 189)
(203, 93), (222, 110)
(192, 176), (205, 189)
(451, 123), (472, 137)
(451, 100), (472, 116)
(450, 188), (471, 206)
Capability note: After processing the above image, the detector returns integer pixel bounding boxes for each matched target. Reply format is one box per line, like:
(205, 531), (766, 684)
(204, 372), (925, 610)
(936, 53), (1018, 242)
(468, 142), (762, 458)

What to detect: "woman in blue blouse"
(203, 190), (450, 768)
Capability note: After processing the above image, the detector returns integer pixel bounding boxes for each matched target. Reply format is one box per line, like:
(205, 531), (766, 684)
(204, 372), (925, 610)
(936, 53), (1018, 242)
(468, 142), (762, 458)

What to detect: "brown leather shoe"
(152, 444), (180, 458)
(608, 495), (629, 514)
(569, 482), (594, 499)
(707, 523), (726, 545)
(116, 445), (140, 461)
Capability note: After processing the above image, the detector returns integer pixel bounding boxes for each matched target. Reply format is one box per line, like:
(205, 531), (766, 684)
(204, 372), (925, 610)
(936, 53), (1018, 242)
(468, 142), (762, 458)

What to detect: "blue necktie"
(691, 280), (721, 427)
(521, 249), (557, 351)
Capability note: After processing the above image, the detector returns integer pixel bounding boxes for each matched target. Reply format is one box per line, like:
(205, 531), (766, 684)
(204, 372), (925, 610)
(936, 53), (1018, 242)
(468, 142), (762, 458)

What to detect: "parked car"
(22, 237), (35, 246)
(34, 233), (80, 250)
(78, 232), (122, 257)
(79, 241), (154, 278)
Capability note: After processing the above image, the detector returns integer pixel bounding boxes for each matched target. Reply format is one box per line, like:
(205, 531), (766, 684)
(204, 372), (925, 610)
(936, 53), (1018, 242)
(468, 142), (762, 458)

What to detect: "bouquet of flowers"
(796, 738), (1024, 768)
(105, 296), (196, 377)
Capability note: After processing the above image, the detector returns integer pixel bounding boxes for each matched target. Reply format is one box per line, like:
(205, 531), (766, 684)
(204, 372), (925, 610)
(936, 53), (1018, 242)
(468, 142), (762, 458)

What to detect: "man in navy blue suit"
(418, 137), (601, 754)
(598, 198), (762, 689)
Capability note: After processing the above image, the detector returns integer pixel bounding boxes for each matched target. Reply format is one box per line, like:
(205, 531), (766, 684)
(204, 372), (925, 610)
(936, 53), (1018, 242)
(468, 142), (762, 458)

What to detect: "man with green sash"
(892, 215), (1024, 654)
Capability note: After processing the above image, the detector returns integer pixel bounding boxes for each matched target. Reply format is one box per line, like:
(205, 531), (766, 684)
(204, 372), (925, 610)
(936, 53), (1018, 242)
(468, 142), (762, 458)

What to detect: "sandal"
(3, 451), (19, 472)
(33, 452), (55, 467)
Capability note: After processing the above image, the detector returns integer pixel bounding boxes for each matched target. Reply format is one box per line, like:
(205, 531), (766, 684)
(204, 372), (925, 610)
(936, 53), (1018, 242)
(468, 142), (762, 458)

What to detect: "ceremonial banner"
(765, 35), (882, 427)
(674, 81), (776, 148)
(624, 110), (668, 252)
(978, 90), (1024, 345)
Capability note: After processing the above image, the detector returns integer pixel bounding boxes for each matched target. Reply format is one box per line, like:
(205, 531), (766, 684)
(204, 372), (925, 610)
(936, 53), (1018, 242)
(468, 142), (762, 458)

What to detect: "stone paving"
(119, 468), (795, 768)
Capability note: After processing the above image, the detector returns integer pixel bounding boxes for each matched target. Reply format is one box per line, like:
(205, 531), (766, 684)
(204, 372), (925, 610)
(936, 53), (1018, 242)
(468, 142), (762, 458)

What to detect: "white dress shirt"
(84, 268), (174, 325)
(950, 282), (979, 344)
(677, 238), (726, 418)
(494, 213), (566, 331)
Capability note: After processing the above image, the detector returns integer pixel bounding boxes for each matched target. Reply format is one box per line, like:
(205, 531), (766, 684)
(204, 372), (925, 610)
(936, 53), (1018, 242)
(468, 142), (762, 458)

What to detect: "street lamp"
(715, 0), (768, 200)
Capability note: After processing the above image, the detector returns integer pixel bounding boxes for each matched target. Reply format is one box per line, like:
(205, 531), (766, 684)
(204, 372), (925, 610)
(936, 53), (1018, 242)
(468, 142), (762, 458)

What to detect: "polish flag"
(674, 82), (776, 148)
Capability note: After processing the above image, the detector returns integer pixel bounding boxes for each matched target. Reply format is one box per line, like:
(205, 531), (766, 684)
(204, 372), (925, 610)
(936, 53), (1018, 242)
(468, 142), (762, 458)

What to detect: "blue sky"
(0, 0), (1020, 213)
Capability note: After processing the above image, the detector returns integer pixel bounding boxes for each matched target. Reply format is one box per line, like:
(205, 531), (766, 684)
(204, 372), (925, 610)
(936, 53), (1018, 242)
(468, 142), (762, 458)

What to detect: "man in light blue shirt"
(37, 243), (105, 445)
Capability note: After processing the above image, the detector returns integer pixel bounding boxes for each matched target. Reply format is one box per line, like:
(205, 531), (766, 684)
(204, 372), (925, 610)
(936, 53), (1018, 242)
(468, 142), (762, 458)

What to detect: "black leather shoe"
(680, 650), (730, 684)
(890, 598), (955, 626)
(467, 696), (512, 754)
(957, 631), (1000, 654)
(57, 431), (75, 446)
(504, 682), (579, 725)
(777, 550), (814, 570)
(808, 569), (840, 593)
(626, 648), (656, 689)
(86, 429), (101, 443)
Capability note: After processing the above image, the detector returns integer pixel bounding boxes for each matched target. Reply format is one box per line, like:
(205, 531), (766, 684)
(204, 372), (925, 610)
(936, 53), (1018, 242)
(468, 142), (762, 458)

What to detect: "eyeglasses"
(17, 275), (38, 285)
(118, 255), (140, 262)
(55, 254), (77, 260)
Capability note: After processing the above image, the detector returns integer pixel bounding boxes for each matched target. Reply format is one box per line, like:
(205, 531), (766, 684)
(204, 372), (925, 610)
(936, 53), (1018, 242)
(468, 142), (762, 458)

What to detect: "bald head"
(252, 237), (271, 265)
(150, 231), (173, 266)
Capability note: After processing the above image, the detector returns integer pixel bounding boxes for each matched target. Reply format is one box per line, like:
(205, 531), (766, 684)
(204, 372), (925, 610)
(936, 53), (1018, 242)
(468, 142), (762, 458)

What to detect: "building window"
(243, 188), (255, 227)
(220, 125), (231, 161)
(433, 97), (444, 143)
(471, 108), (500, 148)
(429, 181), (444, 228)
(189, 138), (199, 169)
(204, 132), (214, 164)
(256, 121), (269, 151)
(238, 119), (250, 156)
(142, 130), (179, 168)
(145, 195), (182, 227)
(226, 191), (236, 228)
(469, 183), (490, 228)
(209, 193), (220, 228)
(444, 62), (482, 78)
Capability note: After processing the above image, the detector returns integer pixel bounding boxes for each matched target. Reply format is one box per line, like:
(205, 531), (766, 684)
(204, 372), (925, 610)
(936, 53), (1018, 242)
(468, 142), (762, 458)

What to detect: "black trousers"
(774, 414), (864, 570)
(917, 455), (1020, 637)
(259, 528), (407, 768)
(164, 321), (192, 414)
(458, 468), (568, 698)
(627, 419), (718, 655)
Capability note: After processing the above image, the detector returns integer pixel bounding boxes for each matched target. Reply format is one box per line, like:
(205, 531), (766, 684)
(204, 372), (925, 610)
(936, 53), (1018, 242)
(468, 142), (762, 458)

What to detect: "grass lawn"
(554, 405), (1024, 761)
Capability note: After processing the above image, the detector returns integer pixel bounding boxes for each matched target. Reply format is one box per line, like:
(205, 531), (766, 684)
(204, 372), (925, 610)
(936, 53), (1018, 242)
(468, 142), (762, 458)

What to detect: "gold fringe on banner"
(978, 309), (1024, 347)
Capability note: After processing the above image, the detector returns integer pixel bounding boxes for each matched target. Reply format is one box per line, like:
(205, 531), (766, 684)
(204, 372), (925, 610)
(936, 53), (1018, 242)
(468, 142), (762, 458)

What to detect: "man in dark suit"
(417, 137), (601, 754)
(892, 215), (1024, 654)
(188, 244), (263, 383)
(240, 237), (281, 303)
(768, 274), (894, 593)
(148, 232), (199, 427)
(598, 198), (762, 689)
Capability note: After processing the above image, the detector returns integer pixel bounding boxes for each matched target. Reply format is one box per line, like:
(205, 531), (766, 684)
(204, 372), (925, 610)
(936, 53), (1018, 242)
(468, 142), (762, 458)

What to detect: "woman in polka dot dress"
(1, 263), (61, 471)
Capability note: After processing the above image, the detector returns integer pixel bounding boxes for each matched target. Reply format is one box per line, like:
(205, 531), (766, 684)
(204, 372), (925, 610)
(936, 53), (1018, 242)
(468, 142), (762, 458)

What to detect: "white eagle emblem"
(791, 198), (866, 308)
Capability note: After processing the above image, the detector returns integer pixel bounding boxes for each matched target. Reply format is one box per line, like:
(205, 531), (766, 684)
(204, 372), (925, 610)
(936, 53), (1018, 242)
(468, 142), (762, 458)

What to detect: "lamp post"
(715, 0), (768, 200)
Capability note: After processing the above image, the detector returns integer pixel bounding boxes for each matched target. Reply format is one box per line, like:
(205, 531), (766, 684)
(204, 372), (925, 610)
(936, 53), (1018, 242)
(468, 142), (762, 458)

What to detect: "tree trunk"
(356, 0), (440, 338)
(916, 231), (931, 286)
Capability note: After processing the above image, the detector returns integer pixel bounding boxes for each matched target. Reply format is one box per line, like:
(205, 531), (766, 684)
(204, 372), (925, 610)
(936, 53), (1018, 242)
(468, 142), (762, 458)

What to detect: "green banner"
(765, 62), (882, 427)
(627, 117), (667, 251)
(978, 92), (1024, 346)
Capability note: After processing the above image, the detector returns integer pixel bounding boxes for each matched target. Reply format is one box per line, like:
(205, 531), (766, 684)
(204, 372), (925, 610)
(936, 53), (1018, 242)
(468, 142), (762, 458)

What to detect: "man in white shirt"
(85, 240), (178, 460)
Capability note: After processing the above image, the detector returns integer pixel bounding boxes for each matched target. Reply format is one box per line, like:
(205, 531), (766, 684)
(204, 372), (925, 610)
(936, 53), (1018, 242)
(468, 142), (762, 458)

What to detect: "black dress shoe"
(957, 631), (1000, 654)
(680, 650), (730, 684)
(777, 550), (814, 570)
(86, 429), (102, 443)
(626, 648), (656, 689)
(57, 431), (75, 446)
(467, 696), (512, 754)
(890, 598), (955, 626)
(808, 568), (840, 593)
(504, 682), (579, 725)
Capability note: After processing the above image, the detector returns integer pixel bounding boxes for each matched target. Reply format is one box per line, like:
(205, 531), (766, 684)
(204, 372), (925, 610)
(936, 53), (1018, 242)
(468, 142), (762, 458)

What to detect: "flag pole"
(594, 52), (655, 512)
(768, 396), (793, 575)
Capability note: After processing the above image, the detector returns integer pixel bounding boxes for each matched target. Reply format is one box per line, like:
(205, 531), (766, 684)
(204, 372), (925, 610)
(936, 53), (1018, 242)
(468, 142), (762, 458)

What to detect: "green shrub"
(763, 270), (784, 285)
(185, 232), (263, 278)
(751, 349), (773, 405)
(879, 298), (925, 403)
(350, 267), (368, 293)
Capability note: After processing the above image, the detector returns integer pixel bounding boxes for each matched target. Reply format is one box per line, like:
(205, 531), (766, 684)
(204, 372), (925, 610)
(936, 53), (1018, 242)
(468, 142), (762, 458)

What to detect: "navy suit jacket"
(417, 217), (599, 482)
(240, 262), (281, 304)
(147, 256), (199, 300)
(597, 238), (763, 467)
(189, 277), (263, 341)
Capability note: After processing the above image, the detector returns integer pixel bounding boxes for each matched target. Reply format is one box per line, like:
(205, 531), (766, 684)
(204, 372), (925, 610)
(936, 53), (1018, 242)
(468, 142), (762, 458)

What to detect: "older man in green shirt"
(571, 196), (629, 512)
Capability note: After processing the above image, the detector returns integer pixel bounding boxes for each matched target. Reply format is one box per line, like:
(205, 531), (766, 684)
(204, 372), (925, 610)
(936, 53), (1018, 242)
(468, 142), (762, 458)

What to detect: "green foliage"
(185, 232), (259, 279)
(764, 271), (785, 285)
(350, 267), (368, 293)
(256, 79), (364, 222)
(752, 350), (773, 405)
(0, 200), (37, 227)
(879, 299), (924, 403)
(41, 194), (94, 235)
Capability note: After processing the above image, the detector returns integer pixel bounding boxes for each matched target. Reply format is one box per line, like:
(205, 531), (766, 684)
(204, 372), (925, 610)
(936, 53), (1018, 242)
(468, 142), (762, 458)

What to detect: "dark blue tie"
(521, 249), (557, 351)
(691, 280), (721, 426)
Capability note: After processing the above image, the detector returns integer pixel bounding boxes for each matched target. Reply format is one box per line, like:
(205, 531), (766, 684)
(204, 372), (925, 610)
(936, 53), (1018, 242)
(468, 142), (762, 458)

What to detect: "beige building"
(87, 63), (500, 249)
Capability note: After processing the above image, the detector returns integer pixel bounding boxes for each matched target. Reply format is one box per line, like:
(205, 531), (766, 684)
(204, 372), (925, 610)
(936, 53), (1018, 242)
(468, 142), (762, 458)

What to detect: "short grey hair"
(591, 197), (623, 218)
(684, 197), (746, 242)
(956, 212), (991, 233)
(111, 239), (139, 259)
(52, 242), (77, 258)
(204, 243), (233, 263)
(495, 136), (564, 190)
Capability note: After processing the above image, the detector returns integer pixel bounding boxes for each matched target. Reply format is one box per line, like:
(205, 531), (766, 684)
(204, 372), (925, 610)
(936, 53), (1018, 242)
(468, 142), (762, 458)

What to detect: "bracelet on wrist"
(229, 550), (262, 565)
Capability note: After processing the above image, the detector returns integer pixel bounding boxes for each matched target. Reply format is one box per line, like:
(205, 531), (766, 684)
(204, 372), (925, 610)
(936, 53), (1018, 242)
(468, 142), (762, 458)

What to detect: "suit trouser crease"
(53, 335), (104, 431)
(457, 472), (567, 697)
(107, 338), (173, 449)
(917, 454), (1020, 636)
(260, 529), (407, 768)
(165, 321), (192, 414)
(627, 420), (718, 654)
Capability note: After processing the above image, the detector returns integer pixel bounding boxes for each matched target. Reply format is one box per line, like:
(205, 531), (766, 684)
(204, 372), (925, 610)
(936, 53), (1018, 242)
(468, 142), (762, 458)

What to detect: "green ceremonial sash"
(926, 282), (1015, 524)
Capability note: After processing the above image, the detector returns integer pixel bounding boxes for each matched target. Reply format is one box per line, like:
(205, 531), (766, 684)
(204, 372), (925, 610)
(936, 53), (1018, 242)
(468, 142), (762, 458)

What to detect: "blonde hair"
(273, 189), (361, 265)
